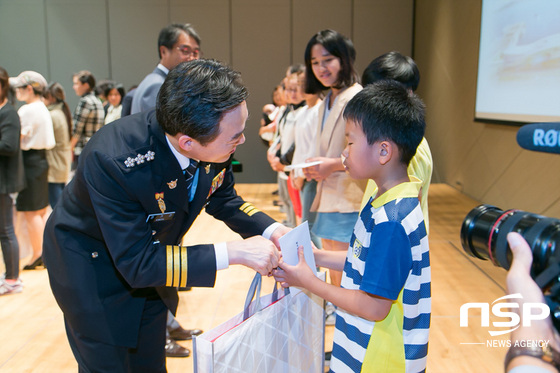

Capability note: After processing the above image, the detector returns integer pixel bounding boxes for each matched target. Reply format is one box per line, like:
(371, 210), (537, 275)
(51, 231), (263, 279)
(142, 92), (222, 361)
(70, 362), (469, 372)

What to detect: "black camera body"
(461, 204), (560, 330)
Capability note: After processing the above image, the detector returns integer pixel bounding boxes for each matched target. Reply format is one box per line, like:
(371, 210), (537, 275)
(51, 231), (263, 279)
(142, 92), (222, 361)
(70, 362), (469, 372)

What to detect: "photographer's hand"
(505, 232), (560, 372)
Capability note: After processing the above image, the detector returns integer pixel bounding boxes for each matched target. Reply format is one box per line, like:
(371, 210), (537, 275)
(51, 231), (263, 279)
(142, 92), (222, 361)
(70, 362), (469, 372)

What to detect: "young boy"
(273, 80), (430, 372)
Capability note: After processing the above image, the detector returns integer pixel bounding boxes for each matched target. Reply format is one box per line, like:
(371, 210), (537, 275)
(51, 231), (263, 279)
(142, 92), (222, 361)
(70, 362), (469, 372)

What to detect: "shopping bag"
(193, 272), (325, 373)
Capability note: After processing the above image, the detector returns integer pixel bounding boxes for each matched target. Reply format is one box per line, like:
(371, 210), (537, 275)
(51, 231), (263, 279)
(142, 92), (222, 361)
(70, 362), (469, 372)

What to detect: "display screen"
(475, 0), (560, 123)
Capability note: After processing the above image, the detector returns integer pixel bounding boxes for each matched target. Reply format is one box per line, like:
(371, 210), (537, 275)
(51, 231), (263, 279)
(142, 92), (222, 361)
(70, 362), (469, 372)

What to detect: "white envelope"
(278, 221), (317, 275)
(283, 160), (323, 172)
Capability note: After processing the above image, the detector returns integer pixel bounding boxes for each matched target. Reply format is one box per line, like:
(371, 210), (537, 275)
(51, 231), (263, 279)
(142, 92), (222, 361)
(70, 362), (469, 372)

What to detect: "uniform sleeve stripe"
(173, 245), (180, 287)
(246, 208), (261, 216)
(239, 202), (261, 216)
(180, 246), (188, 288)
(166, 245), (173, 286)
(240, 202), (252, 212)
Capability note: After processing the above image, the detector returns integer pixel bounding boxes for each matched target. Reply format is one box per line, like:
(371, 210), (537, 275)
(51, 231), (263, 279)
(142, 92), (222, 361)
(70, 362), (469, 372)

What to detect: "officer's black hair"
(156, 59), (248, 145)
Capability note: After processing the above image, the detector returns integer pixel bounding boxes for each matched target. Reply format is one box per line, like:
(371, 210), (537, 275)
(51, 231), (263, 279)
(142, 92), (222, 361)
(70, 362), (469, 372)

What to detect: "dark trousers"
(0, 193), (19, 279)
(65, 298), (167, 373)
(48, 182), (65, 209)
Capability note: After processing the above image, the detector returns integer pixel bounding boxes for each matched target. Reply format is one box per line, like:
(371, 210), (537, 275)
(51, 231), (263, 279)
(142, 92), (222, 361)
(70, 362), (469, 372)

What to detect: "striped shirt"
(330, 179), (431, 373)
(72, 91), (104, 155)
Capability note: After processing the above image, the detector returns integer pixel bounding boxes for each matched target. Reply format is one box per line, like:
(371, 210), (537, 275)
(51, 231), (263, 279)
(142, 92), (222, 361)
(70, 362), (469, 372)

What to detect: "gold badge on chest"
(167, 179), (178, 189)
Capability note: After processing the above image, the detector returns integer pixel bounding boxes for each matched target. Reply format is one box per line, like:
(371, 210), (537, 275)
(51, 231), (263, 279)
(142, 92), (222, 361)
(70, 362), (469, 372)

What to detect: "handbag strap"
(243, 273), (262, 320)
(243, 273), (288, 320)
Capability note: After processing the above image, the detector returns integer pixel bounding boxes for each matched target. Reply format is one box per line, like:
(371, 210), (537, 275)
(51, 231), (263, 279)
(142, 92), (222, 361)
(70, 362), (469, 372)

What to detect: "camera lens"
(460, 204), (560, 273)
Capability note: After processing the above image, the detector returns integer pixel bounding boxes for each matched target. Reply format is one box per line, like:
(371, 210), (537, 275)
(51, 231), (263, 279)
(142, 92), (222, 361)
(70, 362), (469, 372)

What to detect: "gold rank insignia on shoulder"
(124, 150), (155, 168)
(155, 192), (166, 213)
(205, 164), (211, 174)
(167, 179), (178, 189)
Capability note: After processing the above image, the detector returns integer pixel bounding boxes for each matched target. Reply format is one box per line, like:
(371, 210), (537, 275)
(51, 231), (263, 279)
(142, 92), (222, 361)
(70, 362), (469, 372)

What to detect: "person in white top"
(104, 83), (125, 124)
(289, 71), (323, 247)
(10, 71), (55, 270)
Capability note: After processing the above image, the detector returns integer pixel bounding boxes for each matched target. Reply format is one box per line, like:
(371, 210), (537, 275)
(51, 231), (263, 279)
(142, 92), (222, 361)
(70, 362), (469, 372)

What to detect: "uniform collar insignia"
(124, 150), (156, 168)
(205, 164), (211, 174)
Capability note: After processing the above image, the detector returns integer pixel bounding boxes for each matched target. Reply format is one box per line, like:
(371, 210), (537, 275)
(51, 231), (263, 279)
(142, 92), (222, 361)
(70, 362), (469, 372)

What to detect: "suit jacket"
(0, 103), (25, 194)
(43, 110), (275, 347)
(311, 83), (367, 213)
(130, 67), (167, 114)
(120, 88), (136, 117)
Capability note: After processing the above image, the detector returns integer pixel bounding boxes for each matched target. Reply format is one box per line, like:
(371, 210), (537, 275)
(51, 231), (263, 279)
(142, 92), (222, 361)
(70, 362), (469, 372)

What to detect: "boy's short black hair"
(362, 51), (420, 91)
(344, 80), (425, 166)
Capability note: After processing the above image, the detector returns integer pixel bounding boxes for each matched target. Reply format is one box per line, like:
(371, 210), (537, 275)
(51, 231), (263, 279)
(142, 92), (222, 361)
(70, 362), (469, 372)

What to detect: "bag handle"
(242, 273), (286, 320)
(243, 273), (262, 320)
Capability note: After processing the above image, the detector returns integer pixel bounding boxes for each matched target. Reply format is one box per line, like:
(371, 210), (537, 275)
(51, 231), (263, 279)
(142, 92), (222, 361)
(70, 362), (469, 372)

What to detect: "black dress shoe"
(165, 338), (190, 358)
(23, 257), (43, 270)
(168, 326), (203, 341)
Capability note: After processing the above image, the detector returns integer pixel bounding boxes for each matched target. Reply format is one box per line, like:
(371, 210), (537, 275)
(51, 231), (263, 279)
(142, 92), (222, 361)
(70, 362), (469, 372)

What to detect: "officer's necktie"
(183, 159), (198, 198)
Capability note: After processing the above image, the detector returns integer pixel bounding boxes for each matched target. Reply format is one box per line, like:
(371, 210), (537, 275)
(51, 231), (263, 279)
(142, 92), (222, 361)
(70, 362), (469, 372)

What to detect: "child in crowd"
(302, 29), (364, 290)
(274, 80), (431, 373)
(289, 70), (323, 248)
(360, 51), (433, 233)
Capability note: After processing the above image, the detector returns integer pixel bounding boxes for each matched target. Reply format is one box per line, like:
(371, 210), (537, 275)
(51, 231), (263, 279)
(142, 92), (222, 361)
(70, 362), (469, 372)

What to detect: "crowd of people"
(261, 30), (434, 348)
(1, 21), (552, 373)
(0, 23), (434, 372)
(0, 68), (128, 291)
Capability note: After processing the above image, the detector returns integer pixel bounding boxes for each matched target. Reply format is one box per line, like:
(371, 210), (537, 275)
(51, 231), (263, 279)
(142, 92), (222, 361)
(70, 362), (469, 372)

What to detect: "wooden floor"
(0, 183), (512, 372)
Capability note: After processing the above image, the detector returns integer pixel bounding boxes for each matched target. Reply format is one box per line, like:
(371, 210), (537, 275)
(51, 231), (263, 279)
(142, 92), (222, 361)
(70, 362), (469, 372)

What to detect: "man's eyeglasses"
(176, 46), (201, 58)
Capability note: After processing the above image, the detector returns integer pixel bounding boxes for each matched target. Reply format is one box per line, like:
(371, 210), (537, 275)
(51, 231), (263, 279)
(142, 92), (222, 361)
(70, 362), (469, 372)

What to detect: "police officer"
(43, 59), (287, 372)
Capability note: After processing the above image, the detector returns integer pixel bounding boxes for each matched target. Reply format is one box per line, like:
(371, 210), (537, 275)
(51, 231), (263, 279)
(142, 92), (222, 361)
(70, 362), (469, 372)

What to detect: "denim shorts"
(311, 211), (359, 243)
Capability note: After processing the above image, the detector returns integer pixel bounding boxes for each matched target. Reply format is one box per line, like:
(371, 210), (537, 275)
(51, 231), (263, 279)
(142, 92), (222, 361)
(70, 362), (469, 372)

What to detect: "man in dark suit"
(43, 59), (287, 372)
(131, 23), (201, 115)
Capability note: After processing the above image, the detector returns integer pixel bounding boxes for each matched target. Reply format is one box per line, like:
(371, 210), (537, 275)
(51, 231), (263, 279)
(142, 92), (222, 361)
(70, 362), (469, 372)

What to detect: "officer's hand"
(269, 224), (291, 250)
(226, 236), (280, 276)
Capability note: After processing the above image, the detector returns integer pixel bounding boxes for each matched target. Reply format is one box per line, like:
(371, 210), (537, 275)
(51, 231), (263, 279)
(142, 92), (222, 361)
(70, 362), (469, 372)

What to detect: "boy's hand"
(272, 245), (315, 288)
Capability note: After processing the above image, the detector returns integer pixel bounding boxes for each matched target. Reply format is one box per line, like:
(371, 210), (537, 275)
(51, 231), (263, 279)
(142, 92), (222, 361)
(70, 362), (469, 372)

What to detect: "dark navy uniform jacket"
(43, 110), (275, 348)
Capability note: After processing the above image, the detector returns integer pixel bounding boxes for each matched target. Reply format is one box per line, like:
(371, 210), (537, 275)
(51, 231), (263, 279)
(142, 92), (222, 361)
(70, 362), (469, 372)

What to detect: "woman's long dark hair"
(304, 29), (359, 93)
(44, 82), (73, 138)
